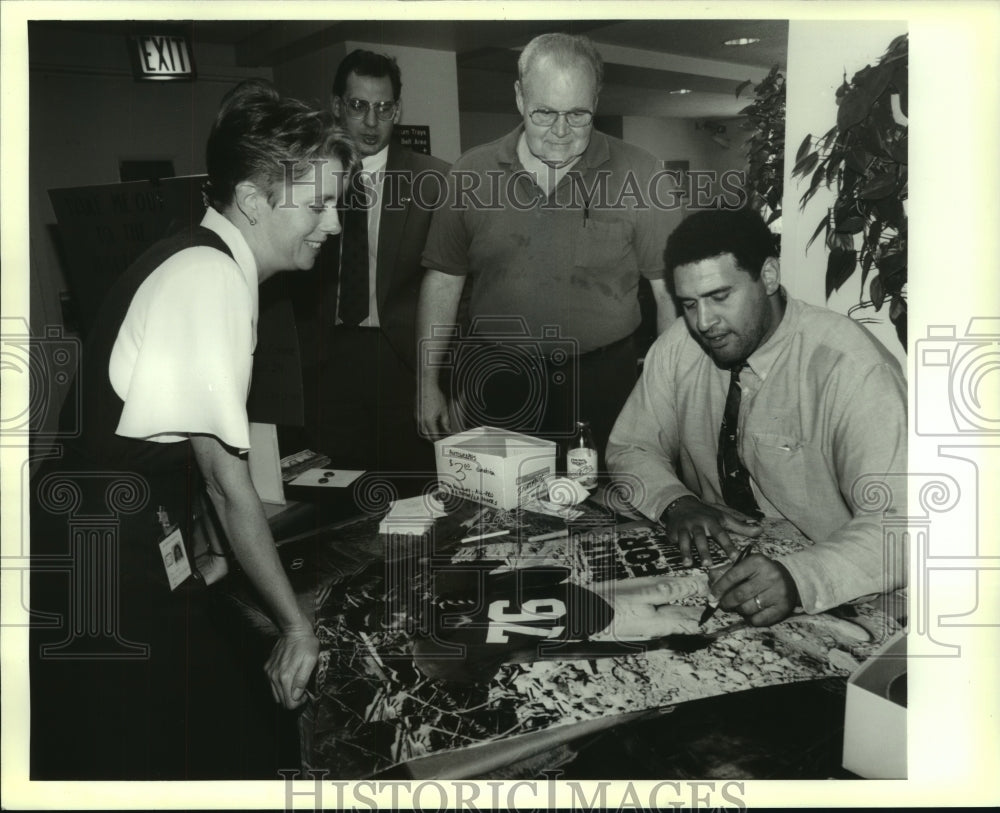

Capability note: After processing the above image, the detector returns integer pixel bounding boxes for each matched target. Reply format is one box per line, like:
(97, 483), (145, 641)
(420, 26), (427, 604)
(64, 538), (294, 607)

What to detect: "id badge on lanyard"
(156, 505), (193, 590)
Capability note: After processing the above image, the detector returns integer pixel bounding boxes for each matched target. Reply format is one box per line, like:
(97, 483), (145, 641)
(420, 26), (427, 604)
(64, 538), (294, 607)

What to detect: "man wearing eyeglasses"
(417, 33), (680, 464)
(292, 49), (448, 472)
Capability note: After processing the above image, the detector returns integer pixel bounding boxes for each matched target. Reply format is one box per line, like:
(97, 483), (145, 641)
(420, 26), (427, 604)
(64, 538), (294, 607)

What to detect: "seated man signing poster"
(607, 208), (907, 626)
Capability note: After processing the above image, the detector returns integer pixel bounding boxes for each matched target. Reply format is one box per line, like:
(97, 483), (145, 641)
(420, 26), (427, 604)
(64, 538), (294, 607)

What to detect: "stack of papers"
(280, 449), (331, 483)
(378, 494), (448, 536)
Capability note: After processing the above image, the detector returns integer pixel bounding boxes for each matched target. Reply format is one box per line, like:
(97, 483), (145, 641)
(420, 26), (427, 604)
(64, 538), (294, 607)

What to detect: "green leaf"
(792, 151), (819, 178)
(869, 220), (884, 248)
(827, 229), (855, 253)
(877, 251), (907, 282)
(890, 133), (908, 164)
(888, 294), (907, 347)
(837, 86), (875, 130)
(875, 194), (905, 225)
(806, 212), (830, 251)
(887, 34), (908, 55)
(860, 249), (874, 289)
(838, 216), (866, 234)
(889, 294), (906, 323)
(819, 124), (839, 148)
(826, 153), (842, 186)
(855, 61), (894, 104)
(795, 134), (814, 165)
(870, 274), (885, 310)
(892, 310), (907, 347)
(845, 146), (870, 173)
(808, 162), (826, 195)
(859, 173), (898, 200)
(826, 247), (858, 298)
(893, 63), (908, 118)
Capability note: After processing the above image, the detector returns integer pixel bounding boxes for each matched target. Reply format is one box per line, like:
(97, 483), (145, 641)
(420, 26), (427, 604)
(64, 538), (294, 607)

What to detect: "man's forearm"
(415, 268), (466, 388)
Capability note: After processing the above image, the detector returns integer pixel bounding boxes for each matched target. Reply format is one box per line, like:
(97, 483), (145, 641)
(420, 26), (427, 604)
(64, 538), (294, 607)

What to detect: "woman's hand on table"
(264, 625), (319, 709)
(711, 553), (800, 627)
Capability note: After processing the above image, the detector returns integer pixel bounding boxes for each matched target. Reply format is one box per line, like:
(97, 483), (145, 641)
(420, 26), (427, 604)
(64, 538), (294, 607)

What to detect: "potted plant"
(736, 64), (786, 229)
(792, 34), (908, 347)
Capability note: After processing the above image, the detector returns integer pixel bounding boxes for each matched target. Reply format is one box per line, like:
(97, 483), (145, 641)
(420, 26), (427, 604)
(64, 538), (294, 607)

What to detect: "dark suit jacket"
(291, 142), (449, 373)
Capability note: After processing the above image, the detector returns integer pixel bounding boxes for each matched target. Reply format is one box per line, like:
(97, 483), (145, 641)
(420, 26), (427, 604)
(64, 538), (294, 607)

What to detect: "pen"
(461, 508), (487, 529)
(460, 529), (510, 544)
(527, 529), (569, 544)
(698, 542), (756, 626)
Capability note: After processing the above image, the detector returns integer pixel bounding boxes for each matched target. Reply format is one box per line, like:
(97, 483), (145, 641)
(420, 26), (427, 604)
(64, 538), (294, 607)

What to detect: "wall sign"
(129, 32), (197, 82)
(394, 125), (431, 155)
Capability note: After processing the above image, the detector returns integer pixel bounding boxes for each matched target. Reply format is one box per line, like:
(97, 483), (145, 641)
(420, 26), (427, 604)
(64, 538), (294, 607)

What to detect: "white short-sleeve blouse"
(108, 208), (260, 452)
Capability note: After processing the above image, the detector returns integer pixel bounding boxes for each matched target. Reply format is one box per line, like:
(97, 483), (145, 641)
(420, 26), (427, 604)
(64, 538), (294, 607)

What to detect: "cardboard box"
(842, 631), (907, 778)
(434, 426), (557, 510)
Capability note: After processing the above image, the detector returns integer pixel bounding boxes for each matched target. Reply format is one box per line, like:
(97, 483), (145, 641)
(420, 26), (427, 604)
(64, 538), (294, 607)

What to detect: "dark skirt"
(28, 455), (297, 780)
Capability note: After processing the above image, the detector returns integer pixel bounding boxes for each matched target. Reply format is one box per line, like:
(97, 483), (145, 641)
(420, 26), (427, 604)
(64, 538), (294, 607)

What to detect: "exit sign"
(129, 33), (197, 81)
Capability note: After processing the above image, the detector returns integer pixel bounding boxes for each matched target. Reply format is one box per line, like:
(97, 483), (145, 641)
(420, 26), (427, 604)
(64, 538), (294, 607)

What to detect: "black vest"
(61, 226), (235, 473)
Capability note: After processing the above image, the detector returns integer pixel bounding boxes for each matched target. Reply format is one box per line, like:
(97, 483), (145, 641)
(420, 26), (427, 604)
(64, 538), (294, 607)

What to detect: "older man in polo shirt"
(416, 32), (680, 462)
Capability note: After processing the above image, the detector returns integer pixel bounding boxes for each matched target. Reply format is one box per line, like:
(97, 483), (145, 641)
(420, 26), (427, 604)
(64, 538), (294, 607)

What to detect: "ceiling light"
(669, 88), (692, 95)
(723, 37), (761, 46)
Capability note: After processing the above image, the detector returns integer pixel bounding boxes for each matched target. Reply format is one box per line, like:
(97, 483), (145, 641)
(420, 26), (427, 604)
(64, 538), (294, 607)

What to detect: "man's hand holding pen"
(659, 497), (801, 628)
(707, 551), (800, 627)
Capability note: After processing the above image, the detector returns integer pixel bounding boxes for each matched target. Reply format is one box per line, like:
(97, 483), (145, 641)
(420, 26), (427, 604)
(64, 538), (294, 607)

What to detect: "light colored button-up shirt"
(607, 293), (907, 613)
(109, 207), (258, 451)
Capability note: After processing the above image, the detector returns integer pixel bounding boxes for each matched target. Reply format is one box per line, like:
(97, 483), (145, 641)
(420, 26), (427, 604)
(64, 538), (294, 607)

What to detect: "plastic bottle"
(566, 420), (598, 489)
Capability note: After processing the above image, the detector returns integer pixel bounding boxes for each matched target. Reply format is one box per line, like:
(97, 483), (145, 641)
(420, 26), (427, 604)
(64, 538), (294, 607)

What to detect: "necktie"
(717, 364), (764, 519)
(337, 179), (370, 326)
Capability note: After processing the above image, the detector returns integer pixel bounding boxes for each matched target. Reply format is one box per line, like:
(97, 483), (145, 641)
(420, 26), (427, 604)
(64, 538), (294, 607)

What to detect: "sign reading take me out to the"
(128, 30), (197, 81)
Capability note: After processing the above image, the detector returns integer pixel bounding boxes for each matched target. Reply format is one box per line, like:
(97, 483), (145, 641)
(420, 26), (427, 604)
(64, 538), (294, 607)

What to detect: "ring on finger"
(753, 595), (763, 611)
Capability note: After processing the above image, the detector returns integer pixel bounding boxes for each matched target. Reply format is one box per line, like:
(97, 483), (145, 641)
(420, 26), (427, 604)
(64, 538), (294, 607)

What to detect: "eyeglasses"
(528, 108), (594, 128)
(342, 97), (398, 121)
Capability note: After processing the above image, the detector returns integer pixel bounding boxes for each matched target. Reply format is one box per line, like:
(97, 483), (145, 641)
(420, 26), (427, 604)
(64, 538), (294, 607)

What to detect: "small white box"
(434, 426), (557, 510)
(842, 631), (907, 778)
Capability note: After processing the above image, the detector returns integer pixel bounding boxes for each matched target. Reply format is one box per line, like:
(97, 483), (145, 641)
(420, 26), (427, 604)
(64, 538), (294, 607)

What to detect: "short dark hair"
(332, 49), (402, 100)
(204, 78), (359, 210)
(663, 208), (779, 292)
